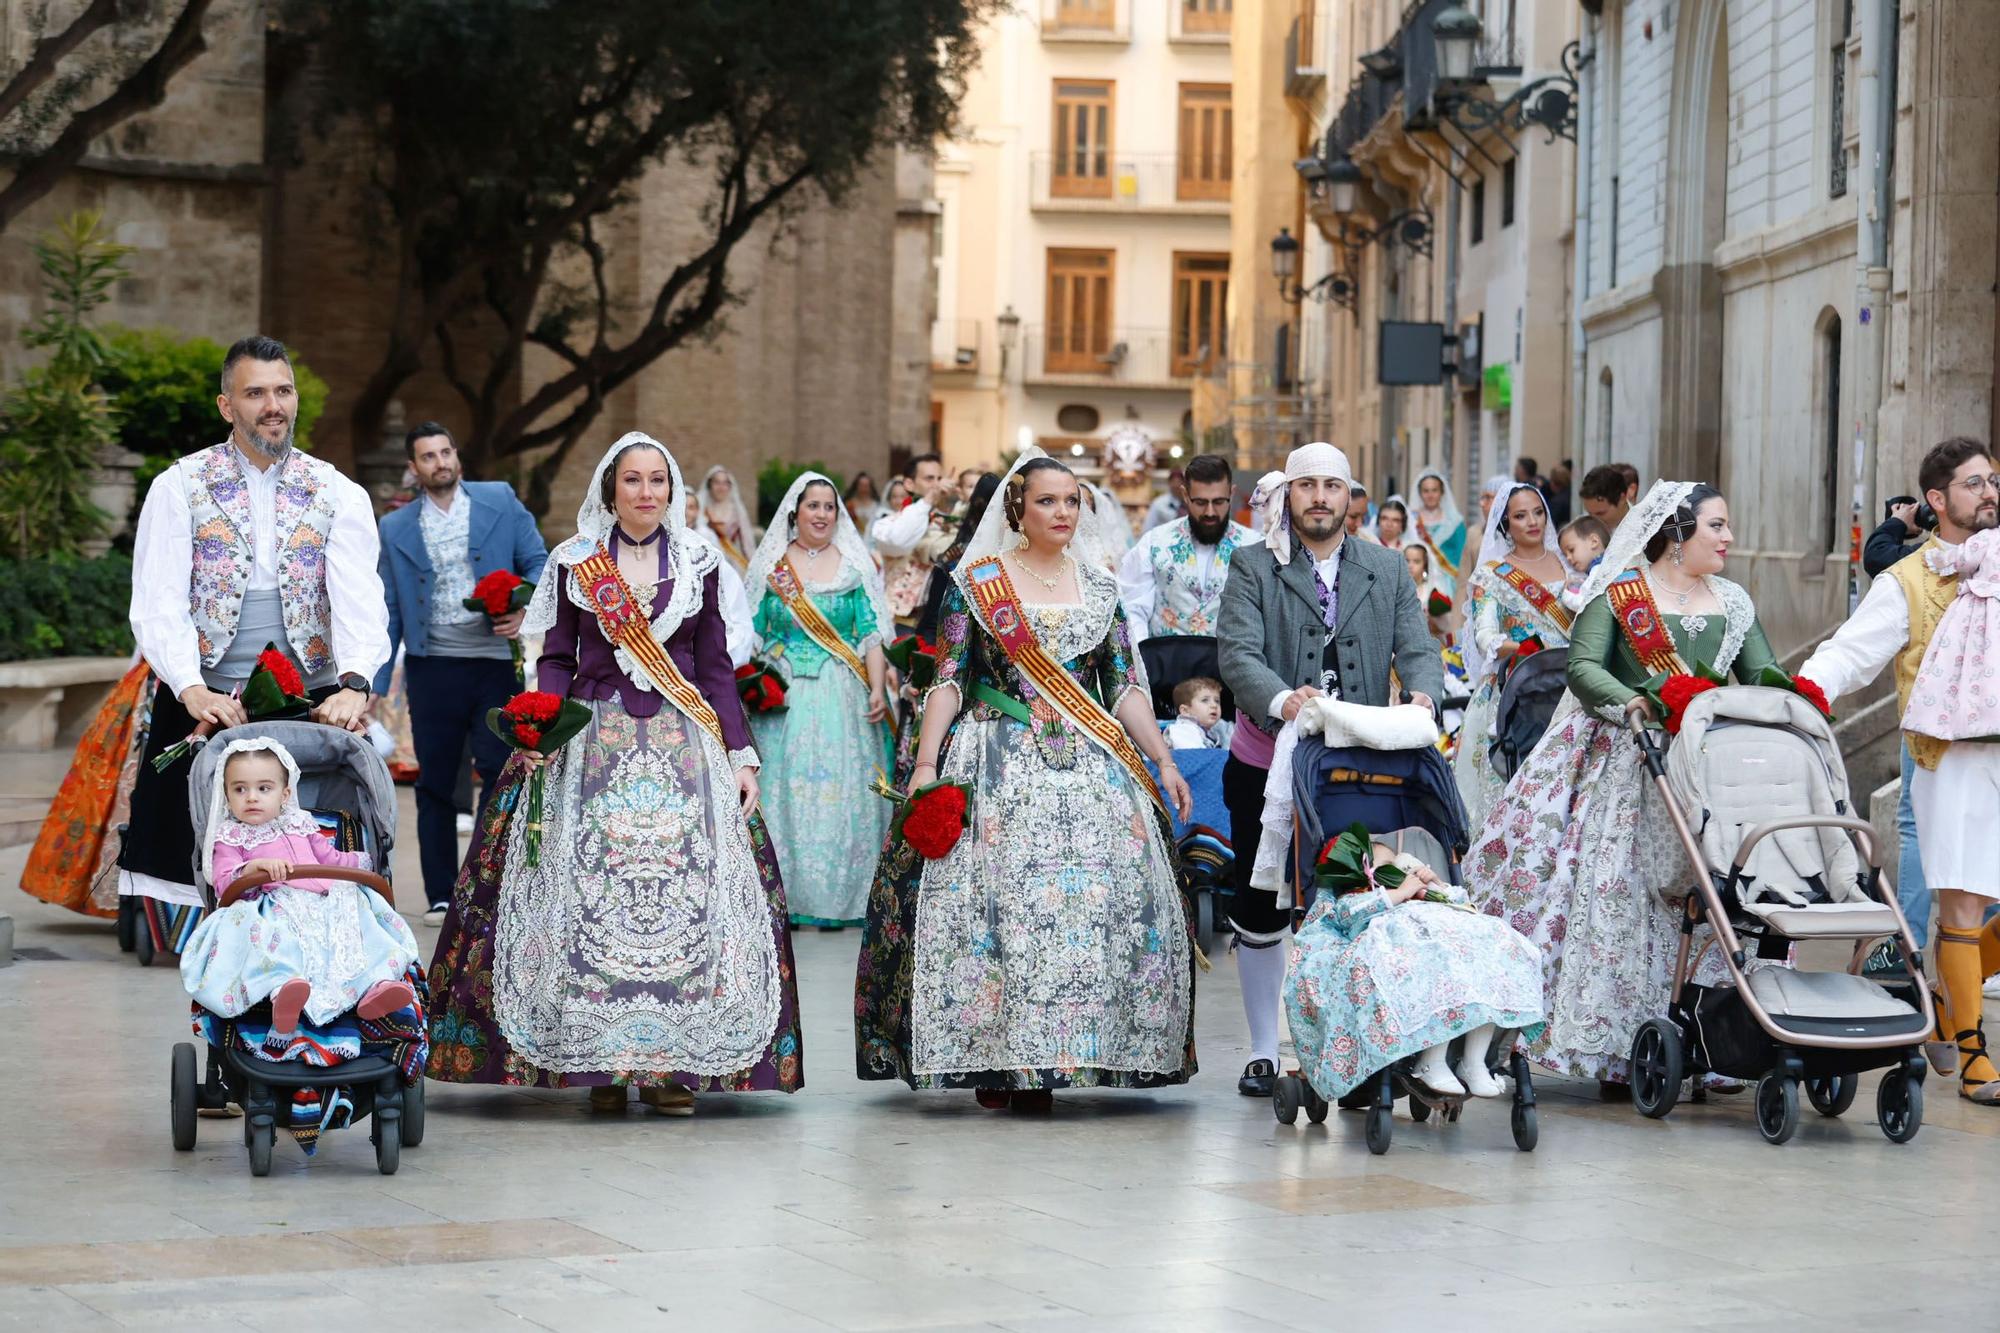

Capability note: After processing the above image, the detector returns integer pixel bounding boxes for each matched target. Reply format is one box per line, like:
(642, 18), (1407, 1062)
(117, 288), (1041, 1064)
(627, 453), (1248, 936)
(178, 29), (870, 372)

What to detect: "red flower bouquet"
(485, 689), (592, 865)
(464, 570), (537, 685)
(152, 643), (313, 772)
(1749, 665), (1835, 721)
(1427, 588), (1454, 618)
(735, 659), (789, 714)
(874, 776), (972, 860)
(1637, 669), (1724, 736)
(883, 633), (940, 693)
(1515, 635), (1547, 658)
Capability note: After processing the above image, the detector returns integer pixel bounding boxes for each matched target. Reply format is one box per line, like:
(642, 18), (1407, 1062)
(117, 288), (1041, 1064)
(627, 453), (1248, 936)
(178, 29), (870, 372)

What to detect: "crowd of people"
(19, 331), (2000, 1125)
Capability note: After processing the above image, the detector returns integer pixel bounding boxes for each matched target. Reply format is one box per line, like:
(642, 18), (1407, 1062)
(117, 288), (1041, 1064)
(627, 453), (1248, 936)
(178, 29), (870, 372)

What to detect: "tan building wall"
(0, 0), (268, 388)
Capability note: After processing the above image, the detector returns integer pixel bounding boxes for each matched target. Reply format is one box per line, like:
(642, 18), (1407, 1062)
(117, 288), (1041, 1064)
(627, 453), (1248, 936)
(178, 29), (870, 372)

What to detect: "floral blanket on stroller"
(191, 966), (429, 1156)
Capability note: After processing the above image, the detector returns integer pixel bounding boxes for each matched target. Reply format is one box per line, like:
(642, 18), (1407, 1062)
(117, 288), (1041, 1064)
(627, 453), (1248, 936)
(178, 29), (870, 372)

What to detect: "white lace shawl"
(744, 470), (893, 649)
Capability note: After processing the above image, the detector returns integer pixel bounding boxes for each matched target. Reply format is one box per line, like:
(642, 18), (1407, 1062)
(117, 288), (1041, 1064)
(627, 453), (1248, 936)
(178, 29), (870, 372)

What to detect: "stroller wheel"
(1273, 1075), (1301, 1126)
(170, 1043), (198, 1151)
(117, 896), (137, 952)
(1877, 1073), (1924, 1144)
(134, 917), (155, 967)
(1195, 892), (1216, 958)
(1409, 1096), (1431, 1123)
(1364, 1104), (1393, 1156)
(1511, 1102), (1539, 1152)
(1754, 1073), (1800, 1146)
(247, 1119), (273, 1177)
(1805, 1073), (1859, 1118)
(400, 1076), (426, 1147)
(1630, 1019), (1683, 1119)
(1303, 1085), (1329, 1125)
(372, 1113), (401, 1175)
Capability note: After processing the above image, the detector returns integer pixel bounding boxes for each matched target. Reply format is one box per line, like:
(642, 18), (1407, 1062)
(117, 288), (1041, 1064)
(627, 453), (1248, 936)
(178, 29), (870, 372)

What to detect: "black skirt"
(117, 679), (200, 886)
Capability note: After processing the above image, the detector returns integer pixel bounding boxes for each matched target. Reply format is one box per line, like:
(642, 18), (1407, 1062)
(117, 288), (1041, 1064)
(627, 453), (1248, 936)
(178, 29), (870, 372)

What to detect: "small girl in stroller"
(1286, 825), (1545, 1099)
(181, 738), (420, 1046)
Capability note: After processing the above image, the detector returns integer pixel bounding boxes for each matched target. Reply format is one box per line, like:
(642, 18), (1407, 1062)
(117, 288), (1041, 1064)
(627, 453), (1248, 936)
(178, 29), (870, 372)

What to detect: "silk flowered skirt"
(1285, 897), (1545, 1099)
(1465, 703), (1740, 1082)
(425, 702), (803, 1092)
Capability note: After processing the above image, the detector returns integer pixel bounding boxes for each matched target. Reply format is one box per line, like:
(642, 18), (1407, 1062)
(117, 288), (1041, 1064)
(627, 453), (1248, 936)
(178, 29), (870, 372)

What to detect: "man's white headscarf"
(523, 432), (721, 648)
(1261, 442), (1354, 566)
(744, 471), (894, 645)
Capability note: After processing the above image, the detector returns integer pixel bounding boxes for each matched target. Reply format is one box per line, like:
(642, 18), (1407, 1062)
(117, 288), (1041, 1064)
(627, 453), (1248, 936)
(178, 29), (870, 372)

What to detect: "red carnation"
(901, 782), (969, 859)
(256, 649), (305, 699)
(512, 723), (542, 747)
(1516, 636), (1545, 657)
(472, 569), (525, 618)
(735, 664), (757, 680)
(505, 690), (564, 725)
(1658, 674), (1720, 735)
(1792, 675), (1832, 719)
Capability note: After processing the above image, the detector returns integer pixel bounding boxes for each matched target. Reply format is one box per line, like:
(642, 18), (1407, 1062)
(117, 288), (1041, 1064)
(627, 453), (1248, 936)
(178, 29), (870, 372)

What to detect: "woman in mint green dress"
(1465, 482), (1782, 1090)
(745, 473), (894, 927)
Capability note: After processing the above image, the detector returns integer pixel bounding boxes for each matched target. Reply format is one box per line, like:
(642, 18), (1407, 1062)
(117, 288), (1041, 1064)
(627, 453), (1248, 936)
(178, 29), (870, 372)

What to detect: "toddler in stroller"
(171, 725), (427, 1176)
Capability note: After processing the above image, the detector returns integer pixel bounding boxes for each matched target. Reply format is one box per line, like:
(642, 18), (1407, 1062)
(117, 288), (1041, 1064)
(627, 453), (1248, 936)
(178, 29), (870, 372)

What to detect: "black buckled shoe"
(1238, 1058), (1277, 1097)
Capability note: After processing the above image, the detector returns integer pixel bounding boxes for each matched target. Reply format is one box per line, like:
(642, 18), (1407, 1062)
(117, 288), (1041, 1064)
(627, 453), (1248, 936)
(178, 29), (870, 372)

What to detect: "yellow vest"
(1887, 539), (1957, 771)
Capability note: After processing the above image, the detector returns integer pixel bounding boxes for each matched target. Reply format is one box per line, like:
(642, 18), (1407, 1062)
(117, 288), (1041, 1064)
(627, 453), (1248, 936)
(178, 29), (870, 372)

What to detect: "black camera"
(1885, 495), (1939, 533)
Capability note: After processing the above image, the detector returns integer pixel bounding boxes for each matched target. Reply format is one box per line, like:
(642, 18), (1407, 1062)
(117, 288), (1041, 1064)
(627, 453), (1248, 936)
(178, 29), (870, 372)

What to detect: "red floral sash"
(961, 556), (1166, 818)
(1604, 569), (1691, 676)
(1494, 561), (1574, 635)
(573, 547), (727, 748)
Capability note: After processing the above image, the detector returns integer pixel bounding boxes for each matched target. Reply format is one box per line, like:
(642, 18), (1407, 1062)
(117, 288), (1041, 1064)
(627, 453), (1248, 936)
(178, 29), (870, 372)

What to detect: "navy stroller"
(1488, 645), (1568, 781)
(1140, 635), (1235, 953)
(1272, 733), (1540, 1154)
(168, 721), (426, 1176)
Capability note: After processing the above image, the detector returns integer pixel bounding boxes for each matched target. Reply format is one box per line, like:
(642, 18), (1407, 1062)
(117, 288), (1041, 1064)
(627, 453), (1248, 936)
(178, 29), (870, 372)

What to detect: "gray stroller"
(168, 721), (425, 1176)
(1626, 686), (1939, 1145)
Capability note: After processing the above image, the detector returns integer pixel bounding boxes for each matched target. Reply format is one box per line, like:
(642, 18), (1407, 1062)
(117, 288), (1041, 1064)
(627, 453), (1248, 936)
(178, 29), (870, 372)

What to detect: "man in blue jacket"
(376, 421), (549, 920)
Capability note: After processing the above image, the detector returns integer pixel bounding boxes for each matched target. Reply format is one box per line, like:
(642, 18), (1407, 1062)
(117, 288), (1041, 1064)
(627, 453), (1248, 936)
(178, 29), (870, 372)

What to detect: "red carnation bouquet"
(465, 570), (537, 686)
(735, 659), (788, 714)
(1426, 588), (1454, 618)
(1515, 635), (1546, 658)
(872, 774), (972, 860)
(485, 689), (592, 865)
(1751, 664), (1834, 721)
(152, 644), (314, 772)
(883, 633), (939, 693)
(1639, 666), (1726, 735)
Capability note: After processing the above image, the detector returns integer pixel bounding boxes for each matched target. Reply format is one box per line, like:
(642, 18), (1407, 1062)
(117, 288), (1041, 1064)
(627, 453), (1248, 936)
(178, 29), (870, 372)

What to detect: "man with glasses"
(1802, 436), (2000, 1108)
(1118, 453), (1260, 642)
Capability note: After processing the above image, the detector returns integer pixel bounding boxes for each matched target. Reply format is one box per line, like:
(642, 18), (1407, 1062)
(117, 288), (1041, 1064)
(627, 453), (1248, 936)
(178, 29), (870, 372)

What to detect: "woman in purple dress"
(425, 433), (801, 1115)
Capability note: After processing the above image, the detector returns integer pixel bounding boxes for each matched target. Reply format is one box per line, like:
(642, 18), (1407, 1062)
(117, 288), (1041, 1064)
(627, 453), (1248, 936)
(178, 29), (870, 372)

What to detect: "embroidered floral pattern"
(184, 445), (341, 673)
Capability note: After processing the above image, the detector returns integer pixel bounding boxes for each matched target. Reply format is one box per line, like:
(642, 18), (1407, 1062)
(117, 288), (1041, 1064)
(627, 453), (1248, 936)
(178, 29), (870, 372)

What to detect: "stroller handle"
(221, 864), (392, 909)
(1730, 814), (1883, 875)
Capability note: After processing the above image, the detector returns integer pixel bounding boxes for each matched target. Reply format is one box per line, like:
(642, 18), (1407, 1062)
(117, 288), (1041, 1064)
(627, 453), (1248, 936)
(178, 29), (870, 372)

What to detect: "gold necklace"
(1015, 549), (1071, 593)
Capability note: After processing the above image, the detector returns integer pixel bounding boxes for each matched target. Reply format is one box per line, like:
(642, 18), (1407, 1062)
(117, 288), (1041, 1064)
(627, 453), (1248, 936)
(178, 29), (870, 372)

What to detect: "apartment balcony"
(931, 318), (983, 376)
(1023, 326), (1220, 390)
(1039, 0), (1129, 44)
(1285, 7), (1327, 100)
(1029, 152), (1231, 216)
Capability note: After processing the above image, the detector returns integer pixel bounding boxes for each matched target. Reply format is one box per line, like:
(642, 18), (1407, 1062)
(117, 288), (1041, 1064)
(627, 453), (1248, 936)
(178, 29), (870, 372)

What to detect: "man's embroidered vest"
(1887, 538), (1956, 771)
(184, 443), (340, 673)
(1146, 520), (1247, 637)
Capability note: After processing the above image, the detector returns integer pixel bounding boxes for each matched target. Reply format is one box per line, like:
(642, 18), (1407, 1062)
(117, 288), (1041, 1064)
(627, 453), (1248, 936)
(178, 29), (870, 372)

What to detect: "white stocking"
(1455, 1023), (1504, 1097)
(1237, 941), (1286, 1068)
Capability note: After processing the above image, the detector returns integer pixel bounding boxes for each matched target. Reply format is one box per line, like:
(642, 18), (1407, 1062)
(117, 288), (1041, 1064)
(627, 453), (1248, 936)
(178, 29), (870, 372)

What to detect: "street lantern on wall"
(996, 304), (1020, 376)
(1427, 7), (1589, 144)
(1432, 5), (1481, 84)
(1270, 227), (1299, 286)
(1326, 157), (1362, 216)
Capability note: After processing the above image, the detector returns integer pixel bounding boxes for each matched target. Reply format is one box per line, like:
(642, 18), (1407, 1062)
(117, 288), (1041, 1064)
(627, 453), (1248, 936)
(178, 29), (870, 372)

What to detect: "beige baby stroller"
(1627, 685), (1939, 1145)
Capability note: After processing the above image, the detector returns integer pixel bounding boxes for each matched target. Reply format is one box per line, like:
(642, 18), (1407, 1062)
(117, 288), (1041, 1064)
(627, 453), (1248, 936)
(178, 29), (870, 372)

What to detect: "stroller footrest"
(1742, 900), (1901, 939)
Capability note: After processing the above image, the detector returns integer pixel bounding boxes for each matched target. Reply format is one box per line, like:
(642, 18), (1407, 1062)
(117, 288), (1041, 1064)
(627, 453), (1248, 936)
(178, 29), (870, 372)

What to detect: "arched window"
(1816, 310), (1844, 556)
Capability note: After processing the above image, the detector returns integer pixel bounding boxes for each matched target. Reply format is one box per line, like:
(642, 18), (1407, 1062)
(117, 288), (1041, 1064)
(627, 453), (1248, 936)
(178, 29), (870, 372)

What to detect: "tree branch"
(0, 0), (123, 126)
(0, 0), (215, 235)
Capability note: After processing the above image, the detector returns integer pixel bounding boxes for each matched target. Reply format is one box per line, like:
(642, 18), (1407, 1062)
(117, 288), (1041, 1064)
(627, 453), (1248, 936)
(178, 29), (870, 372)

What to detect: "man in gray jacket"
(1216, 442), (1444, 1096)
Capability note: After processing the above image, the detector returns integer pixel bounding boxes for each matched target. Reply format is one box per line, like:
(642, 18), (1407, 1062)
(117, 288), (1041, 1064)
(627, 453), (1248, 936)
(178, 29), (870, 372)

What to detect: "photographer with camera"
(1865, 493), (1936, 577)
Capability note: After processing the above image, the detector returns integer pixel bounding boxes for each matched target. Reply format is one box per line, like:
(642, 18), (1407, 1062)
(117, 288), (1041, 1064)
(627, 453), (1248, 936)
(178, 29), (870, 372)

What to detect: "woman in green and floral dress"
(1466, 481), (1782, 1092)
(744, 473), (894, 928)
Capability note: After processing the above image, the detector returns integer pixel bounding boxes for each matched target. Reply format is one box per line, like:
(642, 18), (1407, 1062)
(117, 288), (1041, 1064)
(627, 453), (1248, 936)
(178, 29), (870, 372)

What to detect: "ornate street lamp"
(996, 304), (1020, 376)
(1432, 5), (1482, 85)
(1270, 227), (1300, 287)
(1428, 7), (1590, 144)
(1326, 156), (1362, 216)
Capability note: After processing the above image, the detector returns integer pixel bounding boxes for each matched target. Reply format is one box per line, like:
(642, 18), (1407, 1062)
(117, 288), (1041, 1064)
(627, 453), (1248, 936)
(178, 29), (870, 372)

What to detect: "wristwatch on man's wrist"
(337, 672), (372, 697)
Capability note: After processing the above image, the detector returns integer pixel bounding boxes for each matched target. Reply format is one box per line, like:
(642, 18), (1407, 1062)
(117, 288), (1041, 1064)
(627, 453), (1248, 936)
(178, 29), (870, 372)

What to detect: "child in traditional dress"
(1285, 825), (1545, 1100)
(181, 739), (419, 1046)
(1904, 527), (2000, 740)
(1557, 516), (1610, 613)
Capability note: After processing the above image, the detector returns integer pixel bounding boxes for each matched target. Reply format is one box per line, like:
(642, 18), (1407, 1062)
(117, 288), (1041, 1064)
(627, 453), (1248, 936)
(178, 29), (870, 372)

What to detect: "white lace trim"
(728, 746), (761, 771)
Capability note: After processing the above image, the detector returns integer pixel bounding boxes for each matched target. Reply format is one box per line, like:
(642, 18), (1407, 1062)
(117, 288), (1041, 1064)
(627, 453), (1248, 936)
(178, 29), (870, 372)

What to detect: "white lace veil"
(699, 465), (760, 545)
(524, 432), (720, 643)
(1089, 483), (1134, 566)
(744, 470), (894, 644)
(202, 736), (318, 890)
(1573, 478), (1699, 610)
(1413, 467), (1462, 534)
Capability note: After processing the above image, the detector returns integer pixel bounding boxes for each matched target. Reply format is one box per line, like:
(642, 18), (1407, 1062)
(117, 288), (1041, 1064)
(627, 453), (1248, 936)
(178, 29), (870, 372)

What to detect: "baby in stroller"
(1286, 823), (1545, 1099)
(181, 738), (418, 1047)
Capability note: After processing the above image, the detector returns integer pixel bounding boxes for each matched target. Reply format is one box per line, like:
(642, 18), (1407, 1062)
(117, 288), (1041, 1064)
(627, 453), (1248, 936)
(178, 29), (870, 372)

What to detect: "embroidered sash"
(1494, 562), (1574, 635)
(768, 558), (871, 687)
(1414, 514), (1456, 575)
(962, 556), (1166, 818)
(573, 547), (727, 748)
(711, 528), (748, 571)
(1604, 570), (1691, 676)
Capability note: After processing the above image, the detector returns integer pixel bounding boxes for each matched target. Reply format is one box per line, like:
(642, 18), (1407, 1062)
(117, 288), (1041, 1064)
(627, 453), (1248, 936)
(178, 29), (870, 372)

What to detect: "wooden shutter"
(1182, 0), (1230, 35)
(1058, 0), (1115, 29)
(1046, 249), (1114, 373)
(1052, 80), (1115, 199)
(1172, 252), (1229, 377)
(1177, 84), (1231, 202)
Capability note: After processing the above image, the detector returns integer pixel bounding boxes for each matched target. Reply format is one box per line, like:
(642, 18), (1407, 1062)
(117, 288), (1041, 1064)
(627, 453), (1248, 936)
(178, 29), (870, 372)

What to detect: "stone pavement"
(3, 790), (1998, 1331)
